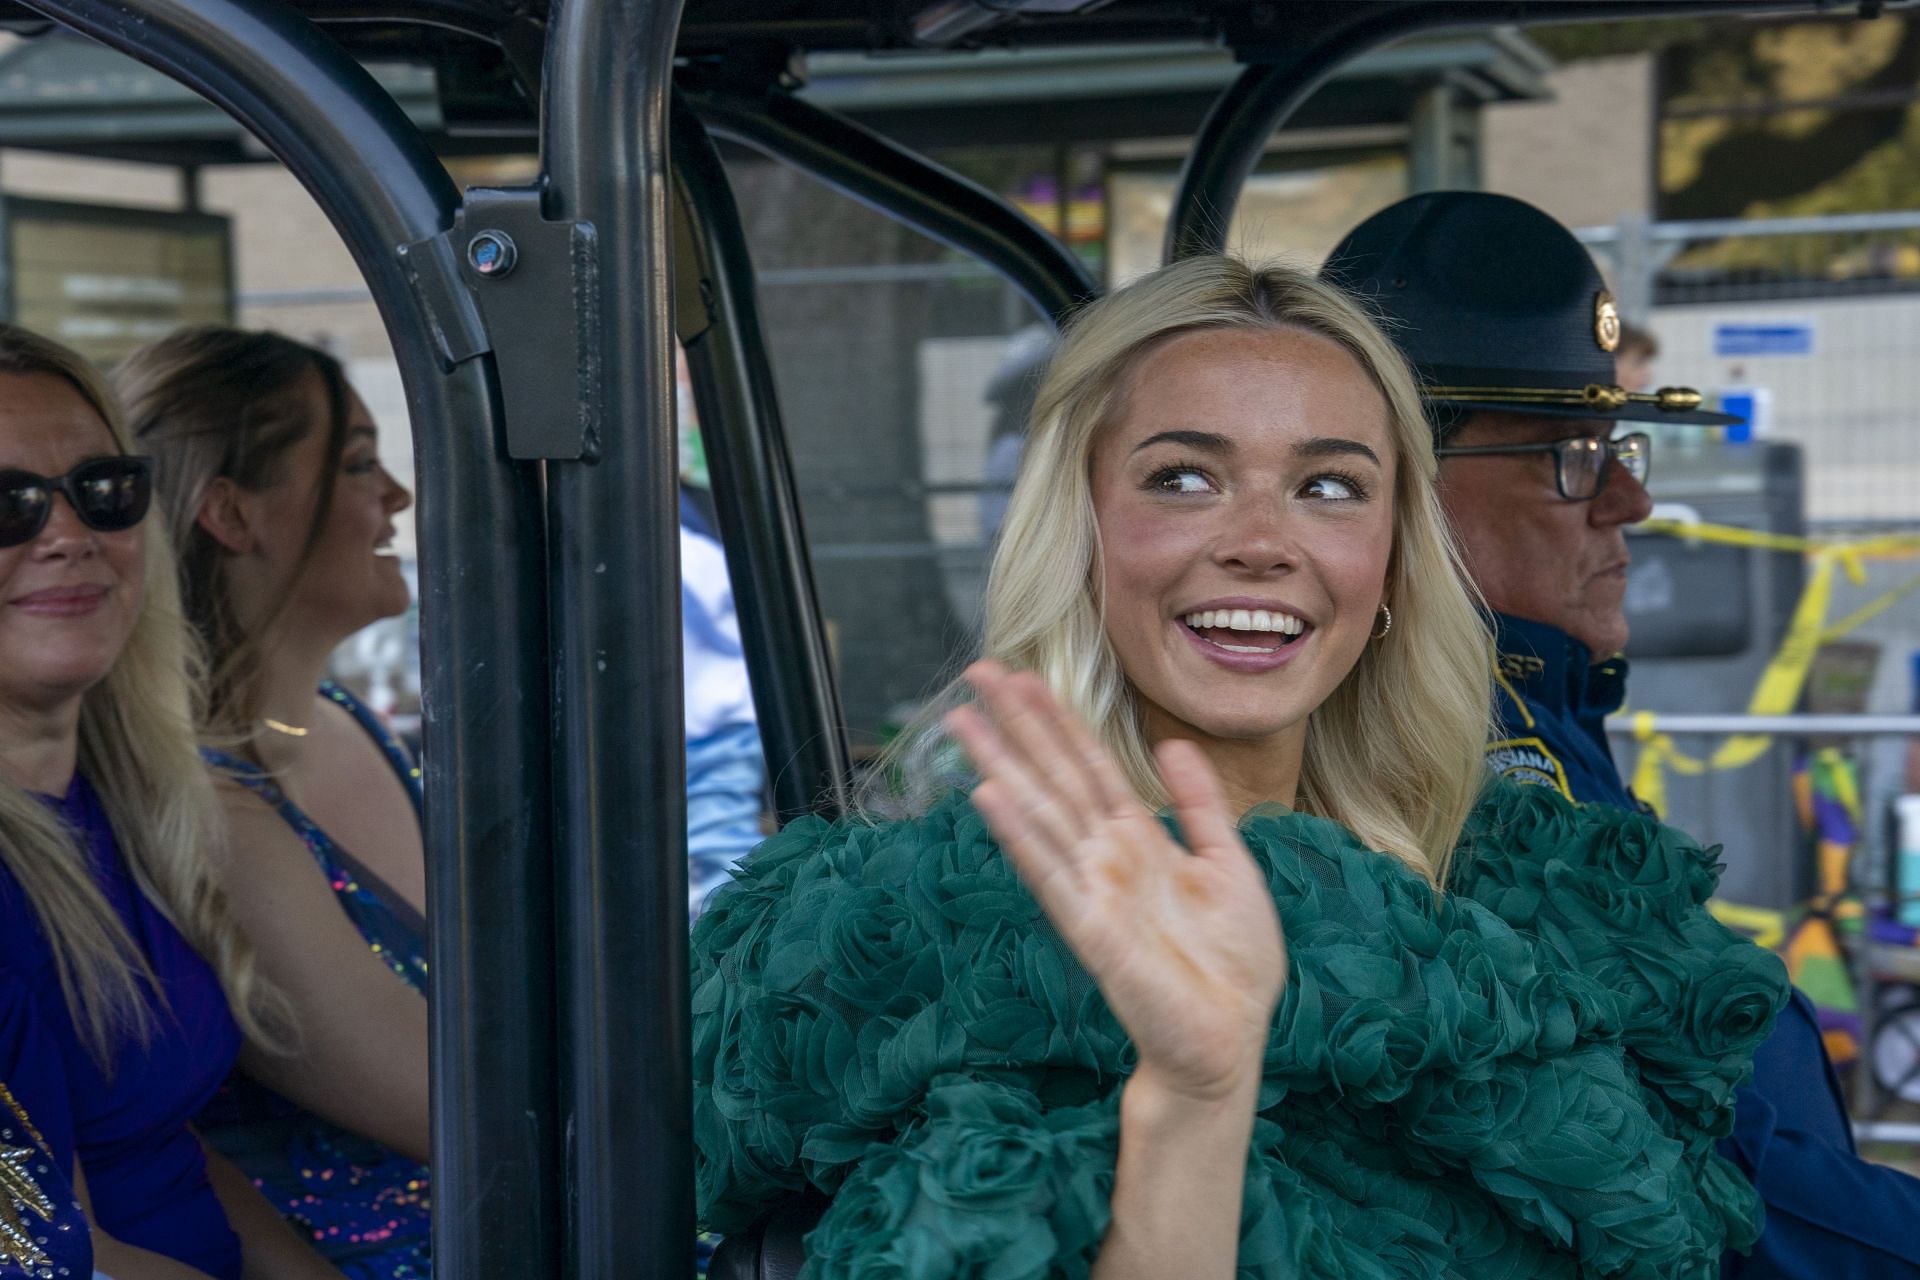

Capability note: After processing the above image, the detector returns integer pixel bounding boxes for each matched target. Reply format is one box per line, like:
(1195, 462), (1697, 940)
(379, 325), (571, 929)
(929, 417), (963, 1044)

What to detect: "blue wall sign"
(1713, 323), (1814, 357)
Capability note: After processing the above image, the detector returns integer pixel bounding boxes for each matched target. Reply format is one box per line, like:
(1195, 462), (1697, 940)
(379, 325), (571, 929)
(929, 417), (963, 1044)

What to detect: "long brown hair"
(0, 324), (283, 1065)
(116, 328), (351, 741)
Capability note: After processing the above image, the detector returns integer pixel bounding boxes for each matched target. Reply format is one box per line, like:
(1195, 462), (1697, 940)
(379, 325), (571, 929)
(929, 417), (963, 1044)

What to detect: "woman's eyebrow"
(1295, 436), (1380, 466)
(1130, 429), (1232, 456)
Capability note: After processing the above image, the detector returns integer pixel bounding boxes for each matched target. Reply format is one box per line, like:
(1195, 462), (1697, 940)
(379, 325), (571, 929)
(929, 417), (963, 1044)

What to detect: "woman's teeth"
(1181, 608), (1303, 635)
(1180, 609), (1307, 655)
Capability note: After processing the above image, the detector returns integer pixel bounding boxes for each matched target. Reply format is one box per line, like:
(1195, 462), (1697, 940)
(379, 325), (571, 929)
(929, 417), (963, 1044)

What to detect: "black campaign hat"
(1322, 191), (1739, 430)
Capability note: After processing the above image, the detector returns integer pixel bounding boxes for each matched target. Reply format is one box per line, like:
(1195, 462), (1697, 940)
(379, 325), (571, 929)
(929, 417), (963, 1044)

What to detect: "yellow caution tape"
(1636, 519), (1920, 560)
(1625, 521), (1920, 815)
(1707, 900), (1788, 950)
(1630, 710), (1704, 818)
(1822, 567), (1920, 642)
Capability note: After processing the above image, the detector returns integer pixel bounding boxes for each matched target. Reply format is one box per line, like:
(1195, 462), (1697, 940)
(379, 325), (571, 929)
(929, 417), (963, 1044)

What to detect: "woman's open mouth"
(1178, 608), (1311, 667)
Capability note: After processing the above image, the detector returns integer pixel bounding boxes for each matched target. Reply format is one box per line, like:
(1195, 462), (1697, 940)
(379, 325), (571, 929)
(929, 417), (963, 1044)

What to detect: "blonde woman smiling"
(692, 258), (1786, 1279)
(0, 324), (334, 1279)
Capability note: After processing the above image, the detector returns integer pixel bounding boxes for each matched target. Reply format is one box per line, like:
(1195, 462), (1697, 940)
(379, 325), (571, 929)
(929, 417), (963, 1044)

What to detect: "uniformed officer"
(1326, 189), (1920, 1279)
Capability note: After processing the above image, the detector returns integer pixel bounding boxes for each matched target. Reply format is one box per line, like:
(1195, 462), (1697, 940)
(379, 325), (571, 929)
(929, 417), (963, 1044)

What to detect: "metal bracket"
(403, 185), (602, 461)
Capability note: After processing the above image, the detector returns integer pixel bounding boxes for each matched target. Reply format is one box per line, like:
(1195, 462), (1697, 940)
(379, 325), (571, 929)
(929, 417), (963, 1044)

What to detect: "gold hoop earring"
(1372, 603), (1393, 640)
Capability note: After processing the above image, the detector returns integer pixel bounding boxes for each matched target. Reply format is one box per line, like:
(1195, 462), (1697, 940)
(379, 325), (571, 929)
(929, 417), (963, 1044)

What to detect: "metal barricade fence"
(1579, 211), (1920, 314)
(1607, 712), (1920, 1146)
(1584, 220), (1920, 1091)
(1577, 211), (1920, 533)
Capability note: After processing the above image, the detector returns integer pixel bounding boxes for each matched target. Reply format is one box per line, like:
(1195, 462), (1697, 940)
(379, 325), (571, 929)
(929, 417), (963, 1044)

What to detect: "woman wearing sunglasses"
(119, 329), (428, 1280)
(0, 324), (339, 1278)
(692, 259), (1789, 1278)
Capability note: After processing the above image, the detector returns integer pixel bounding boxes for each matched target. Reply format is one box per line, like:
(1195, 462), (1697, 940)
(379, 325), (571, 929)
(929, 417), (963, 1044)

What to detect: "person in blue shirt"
(679, 491), (766, 923)
(1327, 189), (1920, 1279)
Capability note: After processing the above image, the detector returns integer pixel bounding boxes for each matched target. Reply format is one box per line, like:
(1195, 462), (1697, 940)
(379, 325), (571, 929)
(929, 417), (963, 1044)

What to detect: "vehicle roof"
(318, 0), (1912, 59)
(0, 0), (1888, 166)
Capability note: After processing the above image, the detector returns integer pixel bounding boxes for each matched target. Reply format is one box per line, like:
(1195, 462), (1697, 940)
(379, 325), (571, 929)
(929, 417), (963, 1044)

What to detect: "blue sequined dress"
(198, 681), (431, 1280)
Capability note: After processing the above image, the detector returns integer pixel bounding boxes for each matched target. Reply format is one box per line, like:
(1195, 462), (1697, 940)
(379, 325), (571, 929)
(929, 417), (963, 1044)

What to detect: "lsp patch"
(1485, 736), (1573, 801)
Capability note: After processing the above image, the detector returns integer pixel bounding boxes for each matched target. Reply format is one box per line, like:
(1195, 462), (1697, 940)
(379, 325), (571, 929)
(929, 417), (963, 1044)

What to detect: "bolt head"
(468, 230), (518, 278)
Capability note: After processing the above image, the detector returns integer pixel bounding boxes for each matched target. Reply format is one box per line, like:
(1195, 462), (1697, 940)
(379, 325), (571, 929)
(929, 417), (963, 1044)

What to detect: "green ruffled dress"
(691, 781), (1788, 1279)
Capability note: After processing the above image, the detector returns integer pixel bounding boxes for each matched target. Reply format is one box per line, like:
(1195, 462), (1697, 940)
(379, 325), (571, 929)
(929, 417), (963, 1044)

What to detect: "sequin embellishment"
(0, 1084), (56, 1273)
(200, 682), (431, 1277)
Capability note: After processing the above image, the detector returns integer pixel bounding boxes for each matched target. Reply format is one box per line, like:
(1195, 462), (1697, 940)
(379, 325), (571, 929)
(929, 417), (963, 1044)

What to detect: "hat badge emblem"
(1594, 291), (1621, 353)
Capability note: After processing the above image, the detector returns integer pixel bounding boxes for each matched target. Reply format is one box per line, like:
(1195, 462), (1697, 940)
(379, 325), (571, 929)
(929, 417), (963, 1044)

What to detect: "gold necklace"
(262, 717), (311, 738)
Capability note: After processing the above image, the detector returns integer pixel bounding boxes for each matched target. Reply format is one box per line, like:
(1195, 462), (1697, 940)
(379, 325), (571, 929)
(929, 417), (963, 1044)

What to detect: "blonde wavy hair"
(0, 325), (284, 1066)
(882, 256), (1494, 884)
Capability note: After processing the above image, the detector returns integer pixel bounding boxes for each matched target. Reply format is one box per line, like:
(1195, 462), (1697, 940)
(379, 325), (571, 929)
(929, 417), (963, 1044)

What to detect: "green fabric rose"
(806, 1081), (1117, 1279)
(693, 778), (1786, 1277)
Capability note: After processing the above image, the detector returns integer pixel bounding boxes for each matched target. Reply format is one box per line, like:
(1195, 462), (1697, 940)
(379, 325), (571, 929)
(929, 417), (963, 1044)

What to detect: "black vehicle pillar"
(539, 1), (693, 1277)
(1164, 3), (1452, 264)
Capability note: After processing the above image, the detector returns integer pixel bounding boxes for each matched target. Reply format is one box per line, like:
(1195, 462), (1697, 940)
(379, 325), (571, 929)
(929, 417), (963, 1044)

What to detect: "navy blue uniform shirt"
(1486, 612), (1644, 812)
(1488, 611), (1920, 1279)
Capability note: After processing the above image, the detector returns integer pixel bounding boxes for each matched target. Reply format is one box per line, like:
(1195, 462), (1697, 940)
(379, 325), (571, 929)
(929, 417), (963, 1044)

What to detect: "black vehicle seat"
(706, 1194), (827, 1280)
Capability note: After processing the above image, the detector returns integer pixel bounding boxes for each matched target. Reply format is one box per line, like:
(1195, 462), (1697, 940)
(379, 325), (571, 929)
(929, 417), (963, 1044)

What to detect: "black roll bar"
(1166, 0), (1854, 264)
(540, 1), (694, 1276)
(1164, 3), (1432, 264)
(687, 85), (1097, 326)
(12, 0), (563, 1272)
(307, 0), (514, 40)
(671, 96), (853, 825)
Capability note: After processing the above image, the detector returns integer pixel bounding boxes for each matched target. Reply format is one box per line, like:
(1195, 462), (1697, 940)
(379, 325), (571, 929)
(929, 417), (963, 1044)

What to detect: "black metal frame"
(687, 83), (1097, 326)
(672, 94), (852, 824)
(540, 2), (693, 1276)
(1165, 0), (1864, 263)
(0, 2), (1860, 1276)
(7, 0), (565, 1273)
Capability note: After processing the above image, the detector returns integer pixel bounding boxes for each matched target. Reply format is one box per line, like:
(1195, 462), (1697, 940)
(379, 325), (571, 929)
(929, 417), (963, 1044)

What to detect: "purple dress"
(0, 974), (91, 1280)
(0, 774), (243, 1280)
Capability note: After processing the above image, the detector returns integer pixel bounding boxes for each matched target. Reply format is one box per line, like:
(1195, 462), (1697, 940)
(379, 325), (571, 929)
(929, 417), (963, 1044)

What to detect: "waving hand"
(946, 662), (1286, 1102)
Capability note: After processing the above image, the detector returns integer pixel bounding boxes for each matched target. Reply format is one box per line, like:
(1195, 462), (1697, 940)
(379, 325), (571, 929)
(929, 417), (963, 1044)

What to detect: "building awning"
(0, 25), (1551, 165)
(0, 31), (443, 164)
(799, 31), (1552, 148)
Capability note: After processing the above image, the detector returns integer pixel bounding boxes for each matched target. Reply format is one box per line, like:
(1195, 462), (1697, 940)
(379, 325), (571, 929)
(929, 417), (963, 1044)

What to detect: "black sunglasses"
(1434, 431), (1650, 502)
(0, 455), (155, 548)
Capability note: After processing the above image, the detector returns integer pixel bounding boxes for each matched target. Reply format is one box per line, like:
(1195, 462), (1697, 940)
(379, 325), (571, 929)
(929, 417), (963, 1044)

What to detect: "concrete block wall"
(1482, 53), (1656, 231)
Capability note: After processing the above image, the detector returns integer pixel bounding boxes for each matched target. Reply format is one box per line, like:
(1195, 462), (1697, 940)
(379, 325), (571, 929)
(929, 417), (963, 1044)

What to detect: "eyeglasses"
(0, 456), (154, 548)
(1434, 431), (1650, 502)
